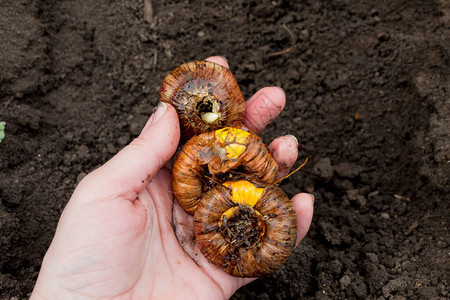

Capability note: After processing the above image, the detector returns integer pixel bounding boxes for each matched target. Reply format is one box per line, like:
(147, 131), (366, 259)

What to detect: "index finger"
(205, 56), (286, 134)
(243, 87), (285, 134)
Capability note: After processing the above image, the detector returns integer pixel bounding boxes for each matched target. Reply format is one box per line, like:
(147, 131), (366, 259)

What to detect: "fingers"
(244, 87), (285, 134)
(292, 193), (314, 246)
(206, 56), (285, 134)
(205, 56), (229, 68)
(207, 55), (306, 246)
(268, 135), (299, 180)
(81, 103), (180, 200)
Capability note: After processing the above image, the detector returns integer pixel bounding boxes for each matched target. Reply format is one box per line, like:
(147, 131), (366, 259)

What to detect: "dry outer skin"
(172, 127), (278, 214)
(159, 60), (246, 140)
(194, 183), (297, 277)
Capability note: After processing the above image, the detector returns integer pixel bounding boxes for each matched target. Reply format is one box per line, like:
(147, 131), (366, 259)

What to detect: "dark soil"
(1, 0), (449, 298)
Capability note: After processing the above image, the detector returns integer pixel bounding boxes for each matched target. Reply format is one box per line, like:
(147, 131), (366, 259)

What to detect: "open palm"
(31, 57), (313, 300)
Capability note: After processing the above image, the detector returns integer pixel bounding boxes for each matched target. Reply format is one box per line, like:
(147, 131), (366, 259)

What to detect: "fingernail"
(308, 193), (315, 206)
(219, 56), (228, 64)
(275, 86), (286, 96)
(150, 102), (167, 124)
(286, 134), (298, 148)
(143, 102), (167, 132)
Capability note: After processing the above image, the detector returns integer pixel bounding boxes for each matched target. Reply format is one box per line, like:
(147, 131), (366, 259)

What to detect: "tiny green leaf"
(0, 121), (5, 143)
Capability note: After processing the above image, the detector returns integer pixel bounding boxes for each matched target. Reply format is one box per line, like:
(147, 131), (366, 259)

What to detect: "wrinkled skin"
(31, 57), (314, 300)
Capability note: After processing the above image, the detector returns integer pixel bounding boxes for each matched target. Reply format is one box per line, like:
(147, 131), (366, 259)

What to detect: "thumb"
(85, 102), (180, 197)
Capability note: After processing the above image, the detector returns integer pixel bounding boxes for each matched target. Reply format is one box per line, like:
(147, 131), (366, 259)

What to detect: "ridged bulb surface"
(194, 181), (297, 277)
(172, 127), (278, 215)
(159, 60), (246, 140)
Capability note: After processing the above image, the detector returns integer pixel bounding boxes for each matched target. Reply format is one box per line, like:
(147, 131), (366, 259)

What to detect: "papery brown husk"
(159, 60), (246, 141)
(172, 128), (278, 215)
(193, 184), (297, 277)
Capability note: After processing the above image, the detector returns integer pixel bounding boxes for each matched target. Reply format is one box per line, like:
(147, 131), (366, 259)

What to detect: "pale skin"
(31, 57), (314, 300)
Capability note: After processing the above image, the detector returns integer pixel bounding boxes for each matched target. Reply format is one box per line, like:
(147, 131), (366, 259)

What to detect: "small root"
(266, 24), (296, 58)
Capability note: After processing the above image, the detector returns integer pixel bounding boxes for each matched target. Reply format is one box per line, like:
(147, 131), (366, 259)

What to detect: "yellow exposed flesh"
(223, 180), (264, 207)
(214, 127), (250, 159)
(221, 206), (239, 221)
(215, 127), (251, 144)
(224, 144), (246, 159)
(218, 180), (265, 229)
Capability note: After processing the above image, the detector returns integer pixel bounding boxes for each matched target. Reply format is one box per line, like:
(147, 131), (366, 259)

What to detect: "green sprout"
(0, 122), (5, 143)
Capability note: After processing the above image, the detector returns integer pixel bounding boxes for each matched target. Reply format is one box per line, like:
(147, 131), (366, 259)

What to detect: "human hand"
(31, 56), (314, 300)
